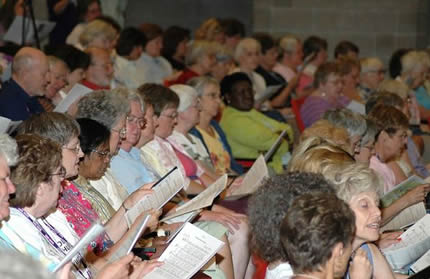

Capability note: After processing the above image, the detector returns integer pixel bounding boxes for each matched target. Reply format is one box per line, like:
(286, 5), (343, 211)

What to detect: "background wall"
(125, 0), (430, 63)
(254, 0), (430, 63)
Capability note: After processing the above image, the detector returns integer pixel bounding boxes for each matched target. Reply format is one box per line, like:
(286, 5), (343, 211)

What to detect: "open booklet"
(3, 16), (56, 45)
(125, 167), (184, 226)
(346, 100), (365, 115)
(381, 202), (426, 232)
(0, 116), (21, 135)
(108, 214), (151, 262)
(143, 222), (224, 279)
(254, 84), (283, 106)
(381, 175), (425, 208)
(382, 214), (430, 270)
(54, 84), (93, 113)
(264, 130), (287, 162)
(226, 155), (269, 200)
(161, 174), (228, 222)
(52, 223), (105, 272)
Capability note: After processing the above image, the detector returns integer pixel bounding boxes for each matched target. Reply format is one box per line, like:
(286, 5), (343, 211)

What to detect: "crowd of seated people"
(3, 3), (430, 278)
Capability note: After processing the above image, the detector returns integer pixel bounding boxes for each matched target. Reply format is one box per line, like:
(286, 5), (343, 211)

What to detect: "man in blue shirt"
(0, 47), (49, 121)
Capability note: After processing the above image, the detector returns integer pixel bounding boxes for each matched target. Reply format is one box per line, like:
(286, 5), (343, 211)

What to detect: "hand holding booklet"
(108, 214), (151, 262)
(125, 167), (184, 226)
(382, 214), (430, 270)
(381, 175), (425, 208)
(161, 174), (228, 222)
(143, 222), (224, 279)
(226, 155), (269, 200)
(53, 223), (105, 273)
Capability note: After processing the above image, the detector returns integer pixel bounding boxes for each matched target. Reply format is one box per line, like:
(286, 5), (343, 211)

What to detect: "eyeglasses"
(63, 143), (81, 154)
(127, 115), (146, 129)
(91, 149), (112, 159)
(50, 166), (66, 179)
(160, 112), (178, 119)
(111, 127), (127, 139)
(367, 69), (386, 75)
(203, 92), (221, 100)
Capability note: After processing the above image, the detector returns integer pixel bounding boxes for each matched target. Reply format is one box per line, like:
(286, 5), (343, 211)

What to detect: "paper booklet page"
(381, 175), (425, 208)
(108, 214), (150, 262)
(161, 174), (228, 222)
(125, 168), (184, 226)
(382, 214), (430, 270)
(228, 155), (269, 199)
(0, 116), (21, 135)
(53, 223), (105, 272)
(264, 130), (287, 162)
(382, 202), (426, 232)
(54, 84), (93, 113)
(4, 16), (56, 45)
(412, 247), (430, 273)
(143, 222), (224, 279)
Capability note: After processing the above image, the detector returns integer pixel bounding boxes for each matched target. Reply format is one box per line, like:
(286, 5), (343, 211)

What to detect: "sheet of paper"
(381, 175), (425, 208)
(382, 214), (430, 269)
(143, 222), (224, 279)
(382, 202), (426, 232)
(125, 168), (184, 226)
(264, 130), (287, 162)
(166, 211), (201, 244)
(108, 214), (150, 262)
(346, 100), (366, 115)
(227, 155), (269, 200)
(411, 248), (430, 273)
(161, 175), (228, 222)
(4, 16), (55, 45)
(54, 84), (92, 113)
(53, 223), (105, 272)
(254, 84), (283, 105)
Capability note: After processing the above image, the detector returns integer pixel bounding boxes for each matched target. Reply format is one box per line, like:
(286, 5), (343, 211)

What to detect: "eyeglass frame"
(111, 127), (127, 138)
(91, 149), (112, 159)
(126, 114), (146, 129)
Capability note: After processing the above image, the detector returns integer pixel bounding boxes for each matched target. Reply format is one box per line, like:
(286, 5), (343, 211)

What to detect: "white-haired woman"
(77, 19), (118, 51)
(273, 35), (303, 83)
(231, 37), (266, 100)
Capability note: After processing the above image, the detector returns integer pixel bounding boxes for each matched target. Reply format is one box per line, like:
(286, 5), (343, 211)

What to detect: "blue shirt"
(110, 147), (156, 194)
(0, 79), (45, 121)
(415, 86), (430, 110)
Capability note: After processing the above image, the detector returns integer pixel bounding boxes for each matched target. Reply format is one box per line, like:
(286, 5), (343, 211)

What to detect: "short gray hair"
(401, 50), (430, 74)
(113, 87), (145, 112)
(187, 76), (220, 97)
(234, 37), (261, 61)
(360, 118), (379, 147)
(0, 134), (18, 166)
(0, 251), (54, 279)
(323, 108), (367, 138)
(185, 40), (216, 66)
(76, 89), (130, 129)
(16, 112), (80, 146)
(325, 163), (383, 203)
(360, 57), (384, 74)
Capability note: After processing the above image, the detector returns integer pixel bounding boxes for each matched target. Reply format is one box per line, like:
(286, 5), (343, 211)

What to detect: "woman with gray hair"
(166, 40), (217, 86)
(323, 108), (367, 155)
(75, 89), (130, 155)
(167, 84), (215, 173)
(188, 76), (244, 175)
(358, 57), (386, 101)
(354, 118), (379, 164)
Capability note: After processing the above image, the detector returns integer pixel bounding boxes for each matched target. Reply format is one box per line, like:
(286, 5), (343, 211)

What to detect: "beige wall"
(253, 0), (430, 64)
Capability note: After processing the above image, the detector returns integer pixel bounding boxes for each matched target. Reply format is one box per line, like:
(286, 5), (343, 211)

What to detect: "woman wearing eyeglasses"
(300, 62), (350, 128)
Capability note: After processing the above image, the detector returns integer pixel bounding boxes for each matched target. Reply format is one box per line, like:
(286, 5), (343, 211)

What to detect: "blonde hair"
(401, 50), (430, 74)
(195, 18), (223, 41)
(185, 40), (216, 66)
(79, 19), (117, 47)
(360, 57), (384, 73)
(300, 120), (351, 153)
(377, 79), (409, 100)
(279, 35), (300, 54)
(234, 37), (261, 61)
(288, 137), (354, 174)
